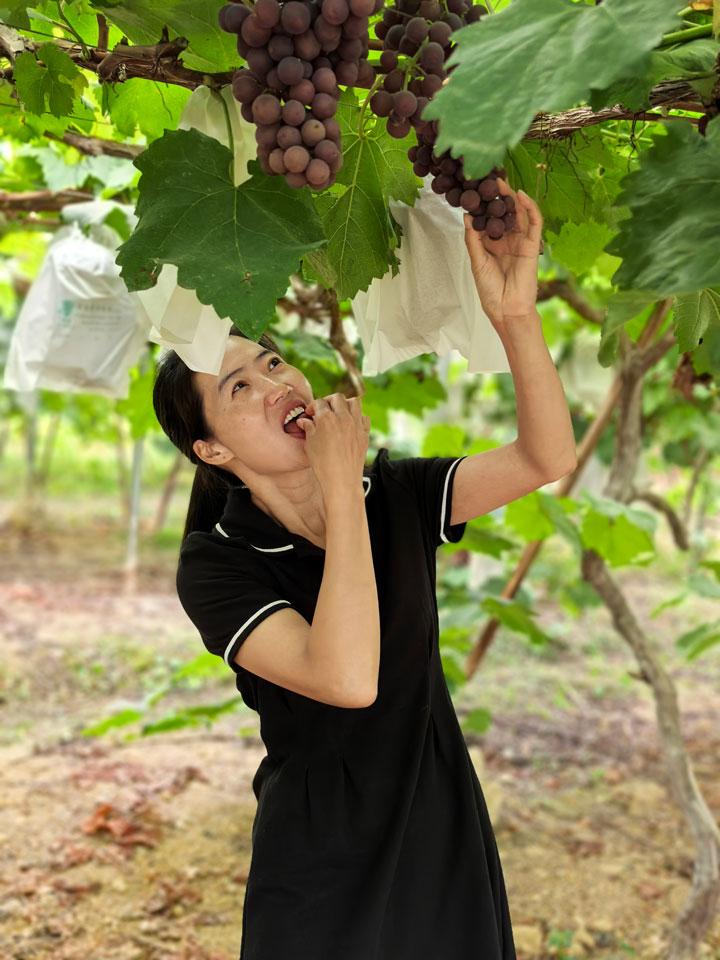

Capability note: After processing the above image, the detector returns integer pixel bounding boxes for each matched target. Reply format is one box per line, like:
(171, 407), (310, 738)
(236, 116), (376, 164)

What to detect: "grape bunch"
(219, 0), (380, 190)
(411, 132), (516, 239)
(370, 0), (517, 239)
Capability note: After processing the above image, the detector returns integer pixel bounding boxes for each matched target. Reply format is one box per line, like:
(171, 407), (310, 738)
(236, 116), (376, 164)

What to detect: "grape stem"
(659, 23), (712, 46)
(57, 1), (91, 59)
(211, 87), (236, 161)
(358, 73), (385, 136)
(401, 36), (430, 91)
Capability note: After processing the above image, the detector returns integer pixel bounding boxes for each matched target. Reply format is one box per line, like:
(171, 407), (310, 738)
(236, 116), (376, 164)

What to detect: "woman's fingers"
(463, 212), (492, 266)
(517, 190), (543, 249)
(496, 176), (527, 236)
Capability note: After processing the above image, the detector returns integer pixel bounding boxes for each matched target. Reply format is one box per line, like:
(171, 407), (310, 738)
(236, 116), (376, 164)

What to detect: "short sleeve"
(176, 538), (295, 676)
(384, 453), (468, 549)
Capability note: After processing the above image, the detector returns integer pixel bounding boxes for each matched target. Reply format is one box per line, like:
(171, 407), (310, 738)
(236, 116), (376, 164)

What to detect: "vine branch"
(0, 32), (710, 137)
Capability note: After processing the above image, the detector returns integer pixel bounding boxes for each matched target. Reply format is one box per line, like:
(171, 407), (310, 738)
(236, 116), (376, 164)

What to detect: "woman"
(153, 180), (576, 959)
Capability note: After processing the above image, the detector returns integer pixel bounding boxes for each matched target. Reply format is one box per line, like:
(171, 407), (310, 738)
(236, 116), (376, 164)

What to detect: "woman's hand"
(296, 394), (370, 497)
(463, 177), (544, 328)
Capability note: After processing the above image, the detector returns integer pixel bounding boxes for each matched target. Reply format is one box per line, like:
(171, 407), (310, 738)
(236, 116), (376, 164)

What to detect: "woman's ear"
(192, 437), (233, 468)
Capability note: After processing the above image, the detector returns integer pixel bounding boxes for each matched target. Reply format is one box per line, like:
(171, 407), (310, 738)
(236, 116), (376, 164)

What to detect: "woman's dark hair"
(153, 328), (284, 543)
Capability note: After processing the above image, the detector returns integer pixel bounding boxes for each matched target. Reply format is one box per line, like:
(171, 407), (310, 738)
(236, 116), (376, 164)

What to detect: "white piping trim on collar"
(439, 457), (465, 544)
(215, 476), (372, 550)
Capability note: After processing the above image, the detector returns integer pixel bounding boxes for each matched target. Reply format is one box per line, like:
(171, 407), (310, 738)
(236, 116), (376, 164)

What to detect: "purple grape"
(311, 92), (337, 119)
(241, 14), (272, 47)
(301, 117), (326, 146)
(294, 29), (322, 59)
(277, 125), (303, 148)
(252, 93), (282, 124)
(306, 157), (331, 187)
(314, 138), (340, 166)
(282, 1), (312, 34)
(406, 17), (428, 42)
(268, 147), (287, 174)
(393, 90), (417, 119)
(486, 198), (506, 218)
(289, 78), (316, 104)
(231, 69), (262, 104)
(277, 55), (305, 84)
(335, 60), (359, 85)
(246, 46), (273, 76)
(370, 90), (393, 117)
(284, 144), (311, 172)
(282, 99), (307, 125)
(268, 33), (294, 59)
(349, 0), (374, 15)
(485, 217), (505, 239)
(321, 0), (350, 25)
(312, 67), (338, 95)
(219, 3), (250, 33)
(255, 0), (281, 28)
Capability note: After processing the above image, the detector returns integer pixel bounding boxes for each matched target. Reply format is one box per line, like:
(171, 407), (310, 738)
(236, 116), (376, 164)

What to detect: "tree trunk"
(36, 411), (62, 489)
(122, 436), (144, 594)
(115, 414), (131, 524)
(580, 322), (720, 960)
(152, 449), (185, 535)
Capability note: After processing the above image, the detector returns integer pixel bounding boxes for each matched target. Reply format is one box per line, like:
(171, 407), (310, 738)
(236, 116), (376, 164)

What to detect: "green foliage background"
(1, 0), (719, 736)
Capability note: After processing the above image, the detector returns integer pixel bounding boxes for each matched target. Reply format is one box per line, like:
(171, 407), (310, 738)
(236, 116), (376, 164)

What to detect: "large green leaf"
(0, 1), (30, 28)
(105, 78), (191, 140)
(605, 116), (720, 296)
(88, 0), (239, 72)
(18, 143), (138, 192)
(115, 127), (327, 336)
(545, 220), (615, 276)
(423, 0), (685, 178)
(591, 38), (720, 112)
(13, 43), (87, 117)
(673, 288), (720, 353)
(303, 89), (421, 299)
(597, 291), (656, 368)
(580, 493), (657, 567)
(504, 125), (631, 234)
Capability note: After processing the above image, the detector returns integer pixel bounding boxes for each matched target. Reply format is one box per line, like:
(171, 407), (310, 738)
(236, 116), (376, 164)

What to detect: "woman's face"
(191, 336), (314, 480)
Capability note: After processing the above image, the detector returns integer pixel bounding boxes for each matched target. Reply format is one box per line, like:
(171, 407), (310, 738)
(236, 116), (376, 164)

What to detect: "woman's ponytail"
(183, 462), (236, 542)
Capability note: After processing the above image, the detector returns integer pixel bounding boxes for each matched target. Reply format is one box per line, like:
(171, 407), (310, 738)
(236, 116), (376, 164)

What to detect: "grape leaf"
(605, 116), (720, 296)
(545, 220), (615, 276)
(115, 127), (327, 337)
(597, 291), (656, 368)
(303, 91), (421, 299)
(105, 78), (191, 141)
(18, 143), (138, 192)
(673, 288), (720, 353)
(0, 2), (30, 28)
(13, 44), (87, 117)
(580, 494), (657, 568)
(423, 0), (686, 178)
(590, 38), (720, 112)
(88, 0), (238, 72)
(504, 126), (630, 233)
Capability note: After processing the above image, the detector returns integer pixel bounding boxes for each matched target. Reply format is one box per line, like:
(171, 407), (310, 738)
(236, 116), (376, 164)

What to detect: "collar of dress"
(213, 473), (374, 556)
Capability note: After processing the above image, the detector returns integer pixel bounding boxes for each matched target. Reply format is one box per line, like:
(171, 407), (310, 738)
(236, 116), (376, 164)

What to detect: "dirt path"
(1, 516), (719, 960)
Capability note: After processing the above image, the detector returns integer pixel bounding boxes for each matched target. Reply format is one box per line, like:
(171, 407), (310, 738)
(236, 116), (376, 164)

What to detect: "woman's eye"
(231, 357), (283, 396)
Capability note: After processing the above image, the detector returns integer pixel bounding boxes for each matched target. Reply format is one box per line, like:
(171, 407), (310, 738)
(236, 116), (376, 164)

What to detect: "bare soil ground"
(1, 503), (719, 960)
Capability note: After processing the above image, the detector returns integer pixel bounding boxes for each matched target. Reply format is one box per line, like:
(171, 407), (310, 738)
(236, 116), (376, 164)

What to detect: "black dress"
(176, 447), (517, 960)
